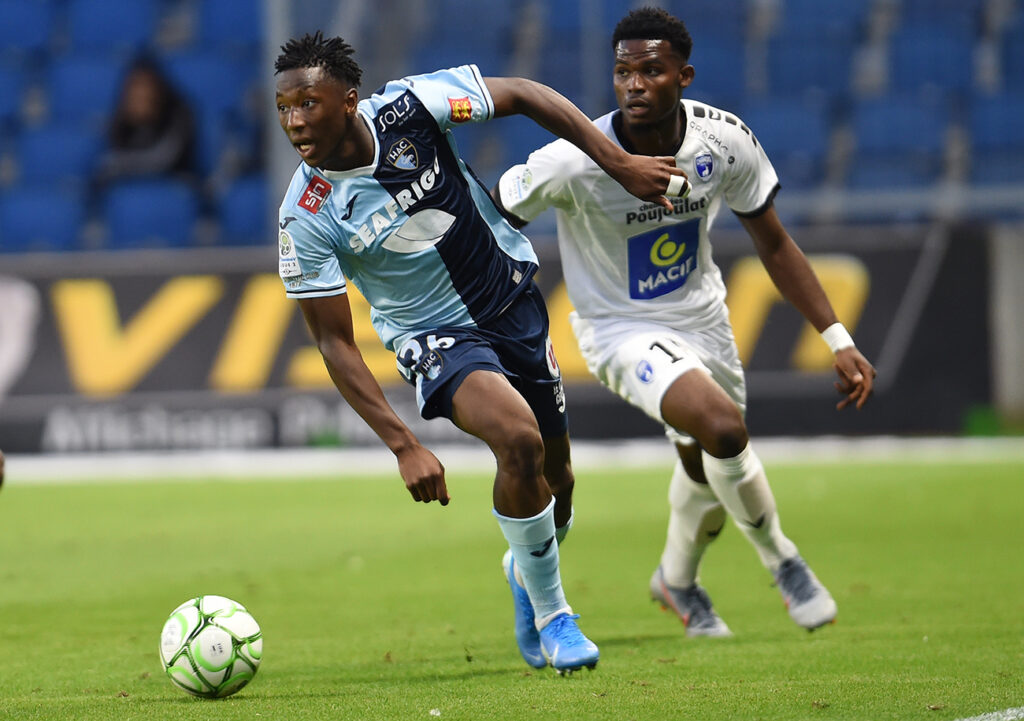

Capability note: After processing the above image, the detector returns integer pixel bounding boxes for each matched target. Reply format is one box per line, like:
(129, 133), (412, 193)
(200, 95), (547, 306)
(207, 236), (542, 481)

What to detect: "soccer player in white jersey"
(273, 32), (688, 672)
(494, 8), (876, 636)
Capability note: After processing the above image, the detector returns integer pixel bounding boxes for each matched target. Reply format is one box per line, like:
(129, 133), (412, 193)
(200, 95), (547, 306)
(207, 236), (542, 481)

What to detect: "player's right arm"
(485, 77), (687, 211)
(297, 294), (449, 505)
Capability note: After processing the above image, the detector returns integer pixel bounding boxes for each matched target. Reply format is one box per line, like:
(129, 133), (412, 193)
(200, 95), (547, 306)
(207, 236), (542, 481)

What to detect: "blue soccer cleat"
(502, 550), (546, 668)
(539, 613), (599, 674)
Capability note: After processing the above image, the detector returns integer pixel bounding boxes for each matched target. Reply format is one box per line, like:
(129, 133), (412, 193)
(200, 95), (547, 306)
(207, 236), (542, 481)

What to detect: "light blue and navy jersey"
(277, 65), (538, 352)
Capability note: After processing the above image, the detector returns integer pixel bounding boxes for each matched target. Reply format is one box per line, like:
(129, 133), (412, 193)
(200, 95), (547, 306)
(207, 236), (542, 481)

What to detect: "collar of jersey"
(319, 108), (380, 180)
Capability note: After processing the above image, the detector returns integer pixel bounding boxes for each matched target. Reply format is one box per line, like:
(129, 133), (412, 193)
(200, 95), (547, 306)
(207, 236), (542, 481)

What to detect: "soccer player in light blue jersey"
(273, 32), (688, 674)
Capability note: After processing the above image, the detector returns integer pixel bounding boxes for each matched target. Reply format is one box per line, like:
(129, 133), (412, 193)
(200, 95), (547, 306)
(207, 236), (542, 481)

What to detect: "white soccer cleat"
(649, 566), (732, 638)
(773, 556), (837, 630)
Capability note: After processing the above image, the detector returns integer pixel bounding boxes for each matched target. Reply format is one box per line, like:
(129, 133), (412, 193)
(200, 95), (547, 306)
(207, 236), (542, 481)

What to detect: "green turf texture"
(1, 458), (1021, 720)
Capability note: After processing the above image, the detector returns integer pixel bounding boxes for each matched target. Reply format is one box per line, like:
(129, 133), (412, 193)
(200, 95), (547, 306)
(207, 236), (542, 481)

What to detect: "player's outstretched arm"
(739, 206), (876, 410)
(297, 295), (449, 504)
(484, 76), (688, 210)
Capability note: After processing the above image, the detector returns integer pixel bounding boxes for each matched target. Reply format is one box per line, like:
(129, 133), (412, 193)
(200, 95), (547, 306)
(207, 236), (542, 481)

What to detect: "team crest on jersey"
(694, 152), (714, 180)
(636, 360), (655, 384)
(386, 137), (419, 170)
(298, 176), (331, 214)
(448, 96), (473, 122)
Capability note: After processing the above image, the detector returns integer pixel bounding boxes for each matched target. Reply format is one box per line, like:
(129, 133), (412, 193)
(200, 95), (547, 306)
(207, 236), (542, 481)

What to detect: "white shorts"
(570, 313), (746, 445)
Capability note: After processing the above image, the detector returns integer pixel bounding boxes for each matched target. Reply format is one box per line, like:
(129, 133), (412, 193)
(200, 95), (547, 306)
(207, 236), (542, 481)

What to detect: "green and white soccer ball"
(159, 595), (263, 698)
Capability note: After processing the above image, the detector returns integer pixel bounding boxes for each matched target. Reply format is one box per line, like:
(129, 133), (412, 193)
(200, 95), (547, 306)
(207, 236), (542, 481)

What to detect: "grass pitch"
(1, 453), (1022, 720)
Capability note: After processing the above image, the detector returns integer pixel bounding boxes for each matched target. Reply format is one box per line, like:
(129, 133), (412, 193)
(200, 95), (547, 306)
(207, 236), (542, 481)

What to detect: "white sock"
(701, 443), (797, 572)
(660, 461), (726, 588)
(493, 499), (571, 629)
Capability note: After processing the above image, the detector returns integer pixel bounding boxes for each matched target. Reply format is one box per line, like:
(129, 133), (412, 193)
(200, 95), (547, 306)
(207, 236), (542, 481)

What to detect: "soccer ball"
(159, 595), (263, 698)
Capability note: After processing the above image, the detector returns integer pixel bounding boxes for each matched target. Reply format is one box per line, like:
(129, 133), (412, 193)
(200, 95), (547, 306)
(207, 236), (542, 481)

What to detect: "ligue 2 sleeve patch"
(298, 176), (331, 214)
(448, 96), (473, 123)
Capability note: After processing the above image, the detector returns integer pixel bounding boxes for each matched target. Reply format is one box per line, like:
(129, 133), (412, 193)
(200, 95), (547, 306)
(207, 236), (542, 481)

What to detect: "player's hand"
(396, 443), (450, 506)
(832, 348), (876, 410)
(615, 154), (689, 212)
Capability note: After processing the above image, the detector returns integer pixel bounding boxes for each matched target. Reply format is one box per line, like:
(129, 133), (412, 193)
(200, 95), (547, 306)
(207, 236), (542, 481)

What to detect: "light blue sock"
(555, 507), (574, 545)
(494, 499), (571, 629)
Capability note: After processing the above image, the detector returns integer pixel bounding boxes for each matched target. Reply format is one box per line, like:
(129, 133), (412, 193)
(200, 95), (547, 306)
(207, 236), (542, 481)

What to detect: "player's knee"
(493, 423), (545, 477)
(699, 413), (748, 459)
(545, 460), (574, 497)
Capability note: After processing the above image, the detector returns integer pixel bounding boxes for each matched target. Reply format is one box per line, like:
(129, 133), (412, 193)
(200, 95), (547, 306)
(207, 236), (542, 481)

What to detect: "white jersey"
(498, 99), (779, 333)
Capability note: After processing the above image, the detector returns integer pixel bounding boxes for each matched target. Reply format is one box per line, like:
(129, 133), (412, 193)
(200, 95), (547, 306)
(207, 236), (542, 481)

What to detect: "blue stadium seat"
(104, 179), (200, 248)
(888, 25), (976, 95)
(766, 29), (856, 101)
(899, 0), (986, 33)
(161, 53), (253, 117)
(0, 0), (55, 59)
(968, 92), (1024, 185)
(741, 100), (830, 189)
(67, 0), (158, 55)
(16, 122), (101, 187)
(0, 65), (25, 130)
(663, 0), (747, 41)
(846, 96), (948, 188)
(775, 0), (870, 34)
(218, 174), (269, 245)
(687, 32), (747, 108)
(0, 188), (84, 252)
(196, 0), (263, 54)
(47, 54), (125, 127)
(1001, 15), (1024, 91)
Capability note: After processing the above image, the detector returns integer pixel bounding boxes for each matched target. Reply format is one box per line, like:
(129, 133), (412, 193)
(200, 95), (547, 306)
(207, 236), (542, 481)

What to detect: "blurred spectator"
(96, 56), (197, 184)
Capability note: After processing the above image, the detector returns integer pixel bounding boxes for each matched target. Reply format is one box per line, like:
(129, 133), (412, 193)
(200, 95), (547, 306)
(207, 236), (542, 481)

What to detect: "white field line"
(953, 707), (1024, 721)
(3, 436), (1023, 485)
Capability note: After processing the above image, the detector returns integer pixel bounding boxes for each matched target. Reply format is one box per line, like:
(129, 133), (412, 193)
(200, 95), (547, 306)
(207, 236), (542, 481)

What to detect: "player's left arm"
(484, 77), (686, 210)
(740, 206), (877, 410)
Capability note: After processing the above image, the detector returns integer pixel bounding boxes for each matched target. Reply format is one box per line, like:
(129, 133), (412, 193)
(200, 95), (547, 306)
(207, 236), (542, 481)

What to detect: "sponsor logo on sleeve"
(278, 230), (303, 280)
(448, 96), (473, 123)
(298, 176), (331, 214)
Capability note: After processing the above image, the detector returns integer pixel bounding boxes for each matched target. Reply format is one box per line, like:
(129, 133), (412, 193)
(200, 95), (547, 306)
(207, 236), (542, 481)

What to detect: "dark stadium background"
(0, 0), (1021, 452)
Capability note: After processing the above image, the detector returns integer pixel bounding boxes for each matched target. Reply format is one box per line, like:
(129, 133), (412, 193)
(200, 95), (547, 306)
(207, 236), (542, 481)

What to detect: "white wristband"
(666, 174), (689, 197)
(821, 322), (855, 353)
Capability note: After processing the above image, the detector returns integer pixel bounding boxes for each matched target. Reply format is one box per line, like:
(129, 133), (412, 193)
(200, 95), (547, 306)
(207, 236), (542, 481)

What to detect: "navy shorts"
(395, 282), (568, 438)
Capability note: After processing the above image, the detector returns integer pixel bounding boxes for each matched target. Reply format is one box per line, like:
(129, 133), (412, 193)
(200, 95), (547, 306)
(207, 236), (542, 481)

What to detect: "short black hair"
(275, 31), (363, 87)
(612, 7), (693, 62)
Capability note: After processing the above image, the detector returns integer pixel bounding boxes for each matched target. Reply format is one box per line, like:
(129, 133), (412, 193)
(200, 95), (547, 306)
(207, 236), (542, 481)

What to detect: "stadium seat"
(218, 174), (269, 245)
(898, 0), (986, 33)
(161, 53), (253, 117)
(67, 0), (158, 55)
(16, 122), (102, 187)
(0, 65), (25, 130)
(846, 95), (948, 188)
(687, 32), (747, 109)
(47, 54), (125, 127)
(766, 28), (856, 101)
(1001, 15), (1024, 91)
(741, 100), (830, 189)
(104, 179), (200, 248)
(888, 25), (976, 95)
(196, 0), (263, 54)
(775, 0), (870, 34)
(968, 92), (1024, 185)
(0, 0), (55, 59)
(0, 187), (84, 252)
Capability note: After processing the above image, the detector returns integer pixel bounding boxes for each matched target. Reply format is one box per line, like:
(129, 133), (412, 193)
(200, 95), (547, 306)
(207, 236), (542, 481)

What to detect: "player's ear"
(679, 64), (694, 90)
(344, 86), (359, 115)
